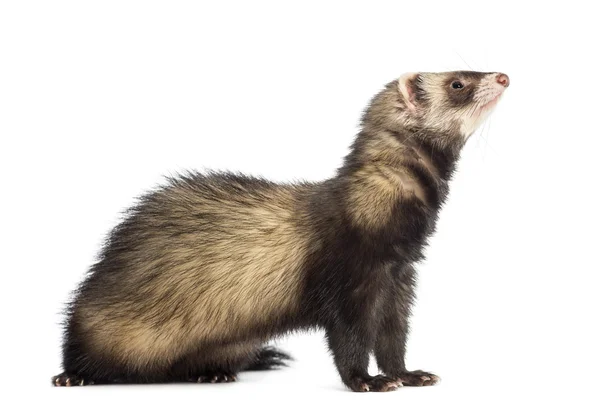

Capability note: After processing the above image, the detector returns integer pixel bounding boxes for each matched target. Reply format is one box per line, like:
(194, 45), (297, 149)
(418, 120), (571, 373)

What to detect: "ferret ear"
(398, 72), (419, 112)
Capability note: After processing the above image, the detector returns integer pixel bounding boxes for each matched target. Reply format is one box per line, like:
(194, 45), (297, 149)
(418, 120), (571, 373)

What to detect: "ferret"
(52, 71), (509, 392)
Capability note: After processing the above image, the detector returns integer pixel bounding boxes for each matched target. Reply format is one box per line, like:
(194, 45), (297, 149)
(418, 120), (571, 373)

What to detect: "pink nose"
(496, 73), (510, 87)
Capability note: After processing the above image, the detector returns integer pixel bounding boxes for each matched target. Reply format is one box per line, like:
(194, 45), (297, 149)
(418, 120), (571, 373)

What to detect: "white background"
(1, 1), (598, 410)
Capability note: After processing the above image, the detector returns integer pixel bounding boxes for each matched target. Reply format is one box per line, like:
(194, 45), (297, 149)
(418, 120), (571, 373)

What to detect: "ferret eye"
(451, 81), (464, 89)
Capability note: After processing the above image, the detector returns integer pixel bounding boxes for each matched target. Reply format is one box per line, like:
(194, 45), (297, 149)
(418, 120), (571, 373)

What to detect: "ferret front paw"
(392, 370), (440, 386)
(348, 374), (403, 392)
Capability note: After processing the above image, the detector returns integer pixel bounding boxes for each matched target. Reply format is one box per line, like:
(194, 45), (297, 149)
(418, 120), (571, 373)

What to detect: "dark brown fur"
(53, 71), (508, 391)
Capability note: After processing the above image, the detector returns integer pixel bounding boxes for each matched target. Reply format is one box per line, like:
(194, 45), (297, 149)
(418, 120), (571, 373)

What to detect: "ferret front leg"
(326, 321), (402, 392)
(374, 312), (439, 386)
(374, 267), (440, 386)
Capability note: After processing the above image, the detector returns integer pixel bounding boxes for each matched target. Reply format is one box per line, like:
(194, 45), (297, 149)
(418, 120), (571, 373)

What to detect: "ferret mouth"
(476, 92), (503, 116)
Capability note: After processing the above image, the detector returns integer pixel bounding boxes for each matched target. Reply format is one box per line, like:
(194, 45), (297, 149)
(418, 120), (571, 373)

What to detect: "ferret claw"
(197, 372), (238, 384)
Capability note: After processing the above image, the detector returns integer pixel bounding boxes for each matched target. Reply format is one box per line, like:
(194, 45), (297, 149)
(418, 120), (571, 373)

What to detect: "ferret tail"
(245, 346), (293, 371)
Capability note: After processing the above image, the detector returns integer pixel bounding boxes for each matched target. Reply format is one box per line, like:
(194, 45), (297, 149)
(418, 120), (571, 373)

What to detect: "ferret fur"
(52, 71), (508, 391)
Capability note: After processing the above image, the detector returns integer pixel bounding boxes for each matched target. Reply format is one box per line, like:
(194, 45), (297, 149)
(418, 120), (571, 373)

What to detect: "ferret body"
(53, 71), (509, 391)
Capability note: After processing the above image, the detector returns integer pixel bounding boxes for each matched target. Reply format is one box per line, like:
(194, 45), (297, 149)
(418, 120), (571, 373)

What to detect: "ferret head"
(364, 71), (509, 149)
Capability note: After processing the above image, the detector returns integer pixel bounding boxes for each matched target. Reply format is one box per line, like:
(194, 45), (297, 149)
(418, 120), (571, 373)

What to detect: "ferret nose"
(496, 73), (510, 87)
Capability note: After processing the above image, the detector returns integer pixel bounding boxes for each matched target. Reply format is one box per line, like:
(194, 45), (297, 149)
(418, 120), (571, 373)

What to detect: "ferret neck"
(389, 129), (460, 181)
(338, 127), (460, 182)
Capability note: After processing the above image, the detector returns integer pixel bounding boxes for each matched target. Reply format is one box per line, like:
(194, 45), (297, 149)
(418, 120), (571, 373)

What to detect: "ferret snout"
(496, 73), (510, 87)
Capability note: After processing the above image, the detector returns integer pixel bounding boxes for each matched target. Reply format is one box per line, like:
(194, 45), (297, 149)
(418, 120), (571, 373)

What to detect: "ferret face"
(364, 71), (509, 148)
(411, 71), (509, 139)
